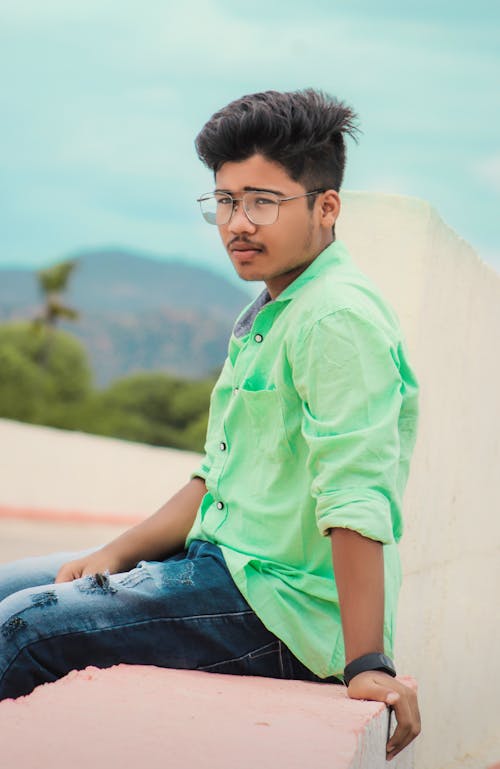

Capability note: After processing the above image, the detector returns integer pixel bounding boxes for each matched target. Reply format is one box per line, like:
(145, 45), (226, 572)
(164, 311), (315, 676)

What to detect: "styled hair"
(195, 89), (360, 193)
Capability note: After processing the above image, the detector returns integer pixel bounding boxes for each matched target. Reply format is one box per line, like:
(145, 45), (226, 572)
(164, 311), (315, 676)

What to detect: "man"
(0, 89), (420, 759)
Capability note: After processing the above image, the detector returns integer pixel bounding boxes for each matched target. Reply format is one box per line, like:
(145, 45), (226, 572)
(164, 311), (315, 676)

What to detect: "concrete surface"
(338, 192), (500, 769)
(0, 665), (414, 769)
(0, 419), (200, 519)
(0, 517), (127, 564)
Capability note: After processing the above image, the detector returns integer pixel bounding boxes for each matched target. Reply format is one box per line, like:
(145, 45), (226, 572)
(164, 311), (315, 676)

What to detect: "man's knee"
(1, 586), (58, 643)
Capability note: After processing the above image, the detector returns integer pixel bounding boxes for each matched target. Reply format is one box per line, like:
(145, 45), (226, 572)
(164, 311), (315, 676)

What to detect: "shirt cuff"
(316, 488), (395, 544)
(190, 460), (211, 482)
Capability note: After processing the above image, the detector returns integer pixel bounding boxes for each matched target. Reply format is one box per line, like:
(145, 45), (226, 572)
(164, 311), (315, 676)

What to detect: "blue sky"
(1, 0), (499, 280)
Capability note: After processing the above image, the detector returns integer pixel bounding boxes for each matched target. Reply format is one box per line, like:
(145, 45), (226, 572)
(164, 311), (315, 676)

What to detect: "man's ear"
(319, 189), (341, 229)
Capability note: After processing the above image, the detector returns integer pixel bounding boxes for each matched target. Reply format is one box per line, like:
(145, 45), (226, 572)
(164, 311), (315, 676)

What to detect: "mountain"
(0, 249), (252, 385)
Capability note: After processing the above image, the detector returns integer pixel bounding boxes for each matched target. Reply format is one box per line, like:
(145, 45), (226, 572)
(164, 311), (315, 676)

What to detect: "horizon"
(0, 244), (256, 295)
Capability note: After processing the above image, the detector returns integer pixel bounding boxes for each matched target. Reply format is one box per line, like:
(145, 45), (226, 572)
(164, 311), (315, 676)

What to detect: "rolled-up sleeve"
(291, 309), (405, 544)
(190, 456), (211, 482)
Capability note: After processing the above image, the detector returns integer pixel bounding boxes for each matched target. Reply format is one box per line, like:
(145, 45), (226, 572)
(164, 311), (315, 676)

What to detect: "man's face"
(214, 154), (339, 299)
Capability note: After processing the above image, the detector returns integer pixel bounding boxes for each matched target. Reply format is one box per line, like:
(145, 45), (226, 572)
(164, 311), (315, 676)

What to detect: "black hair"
(195, 88), (360, 195)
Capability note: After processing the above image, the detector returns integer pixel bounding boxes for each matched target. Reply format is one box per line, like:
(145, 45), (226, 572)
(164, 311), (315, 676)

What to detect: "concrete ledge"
(0, 418), (201, 518)
(0, 665), (415, 768)
(0, 503), (144, 526)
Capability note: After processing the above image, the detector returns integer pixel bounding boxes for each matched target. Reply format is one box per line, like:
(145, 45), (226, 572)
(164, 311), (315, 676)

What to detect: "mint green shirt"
(186, 241), (419, 678)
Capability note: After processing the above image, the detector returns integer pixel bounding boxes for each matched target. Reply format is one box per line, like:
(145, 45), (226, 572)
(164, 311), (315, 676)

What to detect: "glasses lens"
(199, 194), (235, 225)
(214, 194), (235, 225)
(244, 192), (279, 225)
(198, 195), (218, 225)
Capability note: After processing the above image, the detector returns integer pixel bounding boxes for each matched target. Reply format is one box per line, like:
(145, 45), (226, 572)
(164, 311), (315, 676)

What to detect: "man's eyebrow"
(214, 186), (285, 196)
(244, 186), (285, 195)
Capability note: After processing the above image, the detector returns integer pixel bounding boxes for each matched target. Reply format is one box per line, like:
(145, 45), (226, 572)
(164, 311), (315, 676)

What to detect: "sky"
(1, 0), (499, 282)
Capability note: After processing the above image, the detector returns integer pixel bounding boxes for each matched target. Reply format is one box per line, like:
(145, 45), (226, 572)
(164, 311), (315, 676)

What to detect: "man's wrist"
(343, 653), (396, 686)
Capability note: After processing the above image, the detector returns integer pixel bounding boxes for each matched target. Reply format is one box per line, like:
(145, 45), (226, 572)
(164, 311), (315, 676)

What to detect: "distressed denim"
(0, 539), (340, 700)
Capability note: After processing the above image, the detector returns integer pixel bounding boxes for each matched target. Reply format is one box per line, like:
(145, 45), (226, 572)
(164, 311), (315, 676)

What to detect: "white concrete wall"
(338, 192), (500, 769)
(0, 419), (201, 518)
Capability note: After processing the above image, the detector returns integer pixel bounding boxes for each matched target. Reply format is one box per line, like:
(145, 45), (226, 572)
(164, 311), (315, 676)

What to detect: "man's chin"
(232, 265), (266, 282)
(238, 274), (264, 283)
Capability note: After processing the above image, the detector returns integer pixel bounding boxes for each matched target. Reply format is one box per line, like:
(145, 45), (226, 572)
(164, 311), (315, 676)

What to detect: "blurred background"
(1, 0), (499, 449)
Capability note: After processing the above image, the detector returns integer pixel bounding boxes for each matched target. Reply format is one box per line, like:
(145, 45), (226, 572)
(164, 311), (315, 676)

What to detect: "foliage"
(37, 259), (78, 295)
(0, 344), (49, 421)
(0, 322), (92, 404)
(0, 321), (214, 453)
(36, 258), (79, 325)
(99, 372), (214, 450)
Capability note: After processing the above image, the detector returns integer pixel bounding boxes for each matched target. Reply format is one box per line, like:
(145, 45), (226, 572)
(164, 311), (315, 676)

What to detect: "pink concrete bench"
(0, 665), (415, 768)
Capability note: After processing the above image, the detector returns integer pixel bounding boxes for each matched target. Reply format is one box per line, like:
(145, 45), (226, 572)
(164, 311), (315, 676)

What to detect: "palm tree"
(33, 258), (79, 366)
(36, 259), (79, 327)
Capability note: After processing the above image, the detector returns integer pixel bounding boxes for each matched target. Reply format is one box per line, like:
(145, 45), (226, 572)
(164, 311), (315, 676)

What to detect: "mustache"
(227, 236), (265, 250)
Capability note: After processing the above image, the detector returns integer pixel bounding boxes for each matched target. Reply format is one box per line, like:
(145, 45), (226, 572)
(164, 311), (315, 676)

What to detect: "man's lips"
(228, 241), (264, 259)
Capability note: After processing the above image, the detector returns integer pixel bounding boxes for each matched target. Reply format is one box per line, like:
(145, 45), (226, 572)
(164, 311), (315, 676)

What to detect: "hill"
(0, 250), (251, 385)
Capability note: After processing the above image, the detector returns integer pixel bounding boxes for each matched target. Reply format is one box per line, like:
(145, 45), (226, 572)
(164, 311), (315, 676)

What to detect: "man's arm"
(55, 476), (206, 583)
(290, 307), (420, 756)
(331, 528), (421, 760)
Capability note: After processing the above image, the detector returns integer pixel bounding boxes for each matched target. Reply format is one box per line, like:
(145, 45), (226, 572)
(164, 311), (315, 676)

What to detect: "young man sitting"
(0, 89), (420, 760)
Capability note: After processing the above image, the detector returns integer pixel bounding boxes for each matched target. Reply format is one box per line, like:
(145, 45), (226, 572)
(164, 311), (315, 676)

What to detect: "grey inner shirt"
(233, 289), (272, 338)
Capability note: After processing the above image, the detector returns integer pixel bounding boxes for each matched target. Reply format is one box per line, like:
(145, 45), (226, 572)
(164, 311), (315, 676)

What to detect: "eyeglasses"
(196, 189), (325, 226)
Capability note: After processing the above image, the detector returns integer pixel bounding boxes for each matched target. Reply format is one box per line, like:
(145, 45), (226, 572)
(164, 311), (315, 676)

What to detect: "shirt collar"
(274, 240), (351, 303)
(233, 288), (272, 338)
(232, 240), (351, 339)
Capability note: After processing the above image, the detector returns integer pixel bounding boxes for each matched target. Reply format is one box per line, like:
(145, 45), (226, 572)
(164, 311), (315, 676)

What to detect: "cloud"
(0, 0), (119, 23)
(474, 155), (500, 192)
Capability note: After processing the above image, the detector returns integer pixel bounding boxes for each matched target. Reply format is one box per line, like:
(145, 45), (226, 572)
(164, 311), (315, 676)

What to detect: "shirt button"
(219, 442), (227, 451)
(216, 501), (224, 510)
(254, 333), (264, 343)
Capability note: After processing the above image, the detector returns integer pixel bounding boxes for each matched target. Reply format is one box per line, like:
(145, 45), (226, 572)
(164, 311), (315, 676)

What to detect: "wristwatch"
(343, 653), (396, 686)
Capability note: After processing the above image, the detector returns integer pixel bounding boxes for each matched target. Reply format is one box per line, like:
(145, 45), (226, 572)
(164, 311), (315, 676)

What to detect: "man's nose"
(227, 201), (257, 234)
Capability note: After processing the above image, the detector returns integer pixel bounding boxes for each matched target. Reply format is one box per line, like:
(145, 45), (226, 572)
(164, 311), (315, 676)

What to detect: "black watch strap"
(343, 653), (396, 686)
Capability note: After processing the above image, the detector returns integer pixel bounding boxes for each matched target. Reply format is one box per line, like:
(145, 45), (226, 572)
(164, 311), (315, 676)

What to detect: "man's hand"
(55, 547), (129, 583)
(347, 670), (421, 760)
(54, 477), (207, 584)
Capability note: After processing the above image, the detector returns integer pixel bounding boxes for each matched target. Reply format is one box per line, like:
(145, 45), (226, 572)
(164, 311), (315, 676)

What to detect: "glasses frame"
(196, 188), (326, 226)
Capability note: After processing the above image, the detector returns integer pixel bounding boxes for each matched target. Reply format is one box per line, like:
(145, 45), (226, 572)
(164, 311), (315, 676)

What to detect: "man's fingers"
(347, 672), (421, 760)
(386, 686), (421, 760)
(54, 568), (70, 583)
(55, 564), (82, 583)
(385, 691), (399, 705)
(55, 571), (75, 583)
(386, 699), (412, 758)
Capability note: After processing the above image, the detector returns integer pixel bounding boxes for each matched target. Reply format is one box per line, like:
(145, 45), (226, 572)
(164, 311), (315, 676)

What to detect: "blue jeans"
(0, 539), (341, 700)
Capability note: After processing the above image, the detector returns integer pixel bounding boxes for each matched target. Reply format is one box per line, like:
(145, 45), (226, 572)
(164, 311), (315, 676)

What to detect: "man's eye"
(217, 196), (233, 206)
(254, 196), (275, 206)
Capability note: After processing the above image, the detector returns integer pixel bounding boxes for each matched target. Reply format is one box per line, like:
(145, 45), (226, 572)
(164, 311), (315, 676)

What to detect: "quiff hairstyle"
(195, 89), (360, 196)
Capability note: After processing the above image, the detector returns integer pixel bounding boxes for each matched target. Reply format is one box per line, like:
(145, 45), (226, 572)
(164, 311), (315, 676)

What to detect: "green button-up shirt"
(186, 240), (419, 678)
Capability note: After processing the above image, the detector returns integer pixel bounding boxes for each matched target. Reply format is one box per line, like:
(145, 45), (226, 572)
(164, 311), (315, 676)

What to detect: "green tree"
(100, 371), (212, 450)
(181, 411), (209, 452)
(0, 323), (92, 423)
(0, 344), (49, 421)
(0, 321), (212, 452)
(34, 258), (79, 367)
(35, 258), (79, 329)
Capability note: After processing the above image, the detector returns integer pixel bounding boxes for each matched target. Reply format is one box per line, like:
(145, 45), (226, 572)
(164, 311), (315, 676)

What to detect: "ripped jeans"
(0, 539), (340, 700)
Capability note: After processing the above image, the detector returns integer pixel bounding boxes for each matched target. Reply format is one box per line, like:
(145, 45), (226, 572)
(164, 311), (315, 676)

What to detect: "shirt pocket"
(235, 386), (291, 463)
